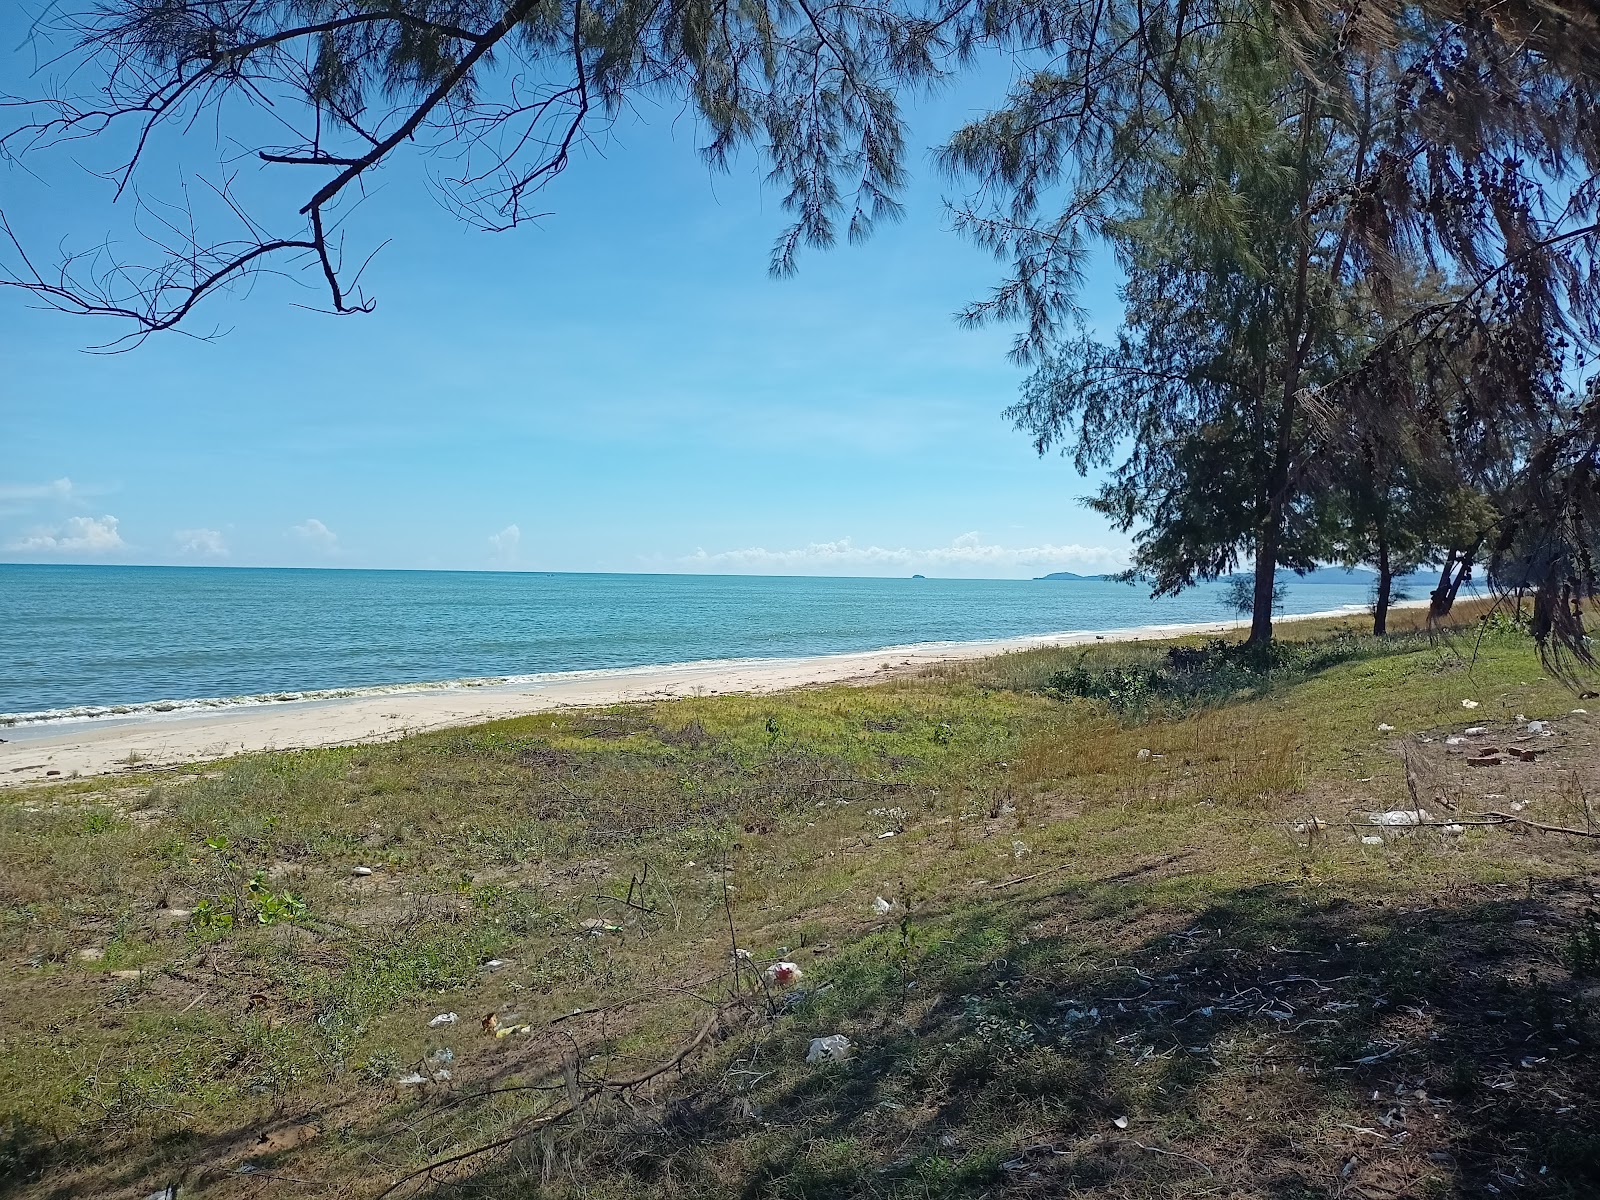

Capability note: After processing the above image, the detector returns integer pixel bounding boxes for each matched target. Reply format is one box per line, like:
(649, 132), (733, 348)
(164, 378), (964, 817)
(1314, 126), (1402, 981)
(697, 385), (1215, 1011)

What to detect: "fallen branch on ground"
(377, 1007), (727, 1198)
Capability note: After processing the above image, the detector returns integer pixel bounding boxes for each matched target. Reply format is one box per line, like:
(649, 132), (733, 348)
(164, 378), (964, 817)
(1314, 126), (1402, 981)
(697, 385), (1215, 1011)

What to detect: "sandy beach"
(0, 607), (1382, 786)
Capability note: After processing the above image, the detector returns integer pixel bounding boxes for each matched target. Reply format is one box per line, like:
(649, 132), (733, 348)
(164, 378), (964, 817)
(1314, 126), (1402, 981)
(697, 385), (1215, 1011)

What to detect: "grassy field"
(3, 603), (1598, 1200)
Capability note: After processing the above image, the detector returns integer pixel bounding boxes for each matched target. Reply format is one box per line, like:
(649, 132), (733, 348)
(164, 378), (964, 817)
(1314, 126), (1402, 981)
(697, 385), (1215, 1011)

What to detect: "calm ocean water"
(0, 565), (1380, 722)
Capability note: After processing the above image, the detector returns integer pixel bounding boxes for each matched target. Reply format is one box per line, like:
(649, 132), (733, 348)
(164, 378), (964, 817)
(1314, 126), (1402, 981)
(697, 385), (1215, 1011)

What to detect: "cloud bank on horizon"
(678, 533), (1129, 578)
(5, 514), (125, 554)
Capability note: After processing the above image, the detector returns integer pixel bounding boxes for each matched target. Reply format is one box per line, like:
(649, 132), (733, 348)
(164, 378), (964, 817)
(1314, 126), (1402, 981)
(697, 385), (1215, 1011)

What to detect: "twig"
(1132, 1141), (1215, 1175)
(1474, 811), (1600, 839)
(993, 861), (1074, 889)
(377, 1008), (725, 1198)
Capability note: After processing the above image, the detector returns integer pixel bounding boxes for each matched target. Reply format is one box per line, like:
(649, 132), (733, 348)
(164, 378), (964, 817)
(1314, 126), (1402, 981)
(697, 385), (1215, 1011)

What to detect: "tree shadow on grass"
(424, 876), (1600, 1199)
(9, 875), (1596, 1200)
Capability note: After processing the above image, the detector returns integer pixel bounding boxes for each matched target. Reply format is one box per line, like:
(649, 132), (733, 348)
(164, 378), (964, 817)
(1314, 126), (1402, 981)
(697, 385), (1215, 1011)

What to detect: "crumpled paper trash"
(806, 1034), (852, 1064)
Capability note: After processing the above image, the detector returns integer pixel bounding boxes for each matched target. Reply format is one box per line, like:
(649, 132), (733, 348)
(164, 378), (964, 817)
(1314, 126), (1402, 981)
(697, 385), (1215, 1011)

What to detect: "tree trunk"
(1429, 540), (1480, 619)
(1429, 549), (1460, 619)
(1373, 535), (1392, 637)
(1248, 537), (1278, 645)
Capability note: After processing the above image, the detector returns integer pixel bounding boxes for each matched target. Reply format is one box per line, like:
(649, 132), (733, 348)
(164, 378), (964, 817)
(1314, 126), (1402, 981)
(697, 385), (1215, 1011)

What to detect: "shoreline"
(0, 604), (1388, 786)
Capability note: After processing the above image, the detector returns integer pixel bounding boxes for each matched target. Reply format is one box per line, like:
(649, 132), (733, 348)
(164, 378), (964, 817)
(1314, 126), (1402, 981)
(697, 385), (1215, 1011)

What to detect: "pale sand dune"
(0, 607), (1378, 786)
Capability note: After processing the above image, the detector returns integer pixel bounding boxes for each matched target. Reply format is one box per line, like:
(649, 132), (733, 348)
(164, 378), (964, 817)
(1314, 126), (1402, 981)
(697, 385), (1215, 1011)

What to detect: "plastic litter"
(396, 1072), (428, 1085)
(873, 896), (895, 915)
(1368, 809), (1431, 826)
(765, 961), (803, 987)
(484, 1011), (532, 1036)
(1012, 840), (1031, 859)
(1445, 736), (1465, 746)
(1464, 726), (1488, 736)
(1442, 824), (1466, 836)
(423, 1049), (454, 1082)
(806, 1034), (852, 1064)
(877, 831), (897, 839)
(1137, 748), (1152, 760)
(351, 866), (373, 877)
(1573, 709), (1588, 715)
(1361, 836), (1384, 846)
(1113, 1116), (1130, 1130)
(1377, 723), (1396, 733)
(1526, 720), (1550, 734)
(428, 1012), (458, 1028)
(1461, 699), (1480, 709)
(578, 918), (622, 934)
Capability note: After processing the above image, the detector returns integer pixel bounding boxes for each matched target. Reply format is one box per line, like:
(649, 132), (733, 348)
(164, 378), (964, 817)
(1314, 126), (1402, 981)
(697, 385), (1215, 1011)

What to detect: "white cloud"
(679, 532), (1130, 578)
(488, 524), (521, 563)
(292, 518), (338, 550)
(175, 528), (228, 558)
(0, 477), (76, 503)
(7, 514), (125, 554)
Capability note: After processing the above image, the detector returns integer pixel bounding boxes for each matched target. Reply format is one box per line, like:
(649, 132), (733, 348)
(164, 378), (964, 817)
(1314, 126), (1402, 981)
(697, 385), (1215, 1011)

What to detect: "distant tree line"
(1, 0), (1595, 659)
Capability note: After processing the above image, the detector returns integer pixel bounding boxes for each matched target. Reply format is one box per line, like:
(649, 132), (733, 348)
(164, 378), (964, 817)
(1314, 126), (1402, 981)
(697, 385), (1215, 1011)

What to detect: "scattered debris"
(396, 1072), (428, 1086)
(1361, 836), (1385, 846)
(1461, 699), (1480, 709)
(1012, 839), (1031, 859)
(1368, 809), (1431, 826)
(427, 1012), (458, 1028)
(1506, 746), (1538, 762)
(1442, 824), (1467, 836)
(806, 1034), (852, 1064)
(1113, 1115), (1130, 1129)
(877, 831), (897, 839)
(1445, 736), (1465, 746)
(1464, 726), (1489, 736)
(351, 866), (373, 877)
(1377, 723), (1396, 733)
(424, 1048), (454, 1081)
(1137, 748), (1152, 760)
(1467, 752), (1506, 767)
(765, 961), (803, 987)
(1526, 720), (1551, 735)
(484, 1012), (533, 1037)
(578, 918), (622, 935)
(873, 896), (895, 915)
(1292, 818), (1327, 834)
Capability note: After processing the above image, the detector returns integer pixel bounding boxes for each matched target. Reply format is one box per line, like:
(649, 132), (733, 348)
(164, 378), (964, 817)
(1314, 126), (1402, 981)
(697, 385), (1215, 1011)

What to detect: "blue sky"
(0, 21), (1129, 578)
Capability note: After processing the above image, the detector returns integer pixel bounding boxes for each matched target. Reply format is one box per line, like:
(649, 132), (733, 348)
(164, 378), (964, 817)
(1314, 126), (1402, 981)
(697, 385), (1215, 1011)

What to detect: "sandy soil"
(0, 608), (1373, 785)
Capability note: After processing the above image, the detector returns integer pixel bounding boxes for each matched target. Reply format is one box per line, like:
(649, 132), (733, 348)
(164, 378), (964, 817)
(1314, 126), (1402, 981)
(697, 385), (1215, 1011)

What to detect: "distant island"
(1034, 571), (1109, 581)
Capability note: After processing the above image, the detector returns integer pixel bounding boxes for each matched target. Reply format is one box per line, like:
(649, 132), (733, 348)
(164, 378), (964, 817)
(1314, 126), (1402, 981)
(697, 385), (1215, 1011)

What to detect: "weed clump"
(1042, 634), (1379, 717)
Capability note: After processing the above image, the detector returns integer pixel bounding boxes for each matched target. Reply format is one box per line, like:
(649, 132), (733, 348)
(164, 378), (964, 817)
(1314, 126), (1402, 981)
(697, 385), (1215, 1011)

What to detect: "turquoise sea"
(0, 565), (1383, 723)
